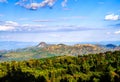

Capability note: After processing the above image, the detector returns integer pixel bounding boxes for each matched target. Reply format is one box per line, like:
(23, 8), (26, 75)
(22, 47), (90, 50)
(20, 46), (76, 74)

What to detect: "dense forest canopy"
(0, 51), (120, 82)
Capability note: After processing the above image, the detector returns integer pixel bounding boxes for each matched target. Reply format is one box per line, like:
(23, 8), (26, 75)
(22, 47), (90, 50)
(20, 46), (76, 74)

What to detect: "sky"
(0, 0), (120, 42)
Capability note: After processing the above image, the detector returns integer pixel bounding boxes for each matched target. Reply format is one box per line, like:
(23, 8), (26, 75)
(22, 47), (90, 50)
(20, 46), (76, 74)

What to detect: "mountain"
(105, 44), (117, 49)
(0, 41), (120, 50)
(37, 42), (48, 48)
(40, 43), (107, 56)
(0, 42), (120, 62)
(0, 42), (109, 62)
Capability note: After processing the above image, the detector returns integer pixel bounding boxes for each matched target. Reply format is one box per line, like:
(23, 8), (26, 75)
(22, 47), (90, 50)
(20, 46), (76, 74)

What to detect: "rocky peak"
(37, 42), (47, 48)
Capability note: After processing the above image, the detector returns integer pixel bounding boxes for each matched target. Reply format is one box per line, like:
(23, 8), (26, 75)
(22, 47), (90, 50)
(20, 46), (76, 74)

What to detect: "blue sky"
(0, 0), (120, 42)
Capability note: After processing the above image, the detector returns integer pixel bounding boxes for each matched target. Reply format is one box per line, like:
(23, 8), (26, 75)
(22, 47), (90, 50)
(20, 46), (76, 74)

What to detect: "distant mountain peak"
(37, 42), (48, 48)
(106, 44), (117, 49)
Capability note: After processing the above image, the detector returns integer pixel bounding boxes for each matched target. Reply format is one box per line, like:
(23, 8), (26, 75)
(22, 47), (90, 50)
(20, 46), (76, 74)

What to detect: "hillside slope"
(0, 51), (120, 82)
(0, 42), (119, 62)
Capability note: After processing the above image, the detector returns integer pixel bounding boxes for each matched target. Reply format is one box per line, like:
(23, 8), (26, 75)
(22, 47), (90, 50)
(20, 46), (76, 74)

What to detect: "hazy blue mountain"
(106, 44), (117, 49)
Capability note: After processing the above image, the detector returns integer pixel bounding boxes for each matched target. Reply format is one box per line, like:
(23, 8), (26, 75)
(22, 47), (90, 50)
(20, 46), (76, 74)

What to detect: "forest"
(0, 51), (120, 82)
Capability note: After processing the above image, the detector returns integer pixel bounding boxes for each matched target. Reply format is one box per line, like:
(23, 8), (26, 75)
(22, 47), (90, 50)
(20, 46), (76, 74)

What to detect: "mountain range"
(0, 42), (120, 62)
(0, 41), (120, 50)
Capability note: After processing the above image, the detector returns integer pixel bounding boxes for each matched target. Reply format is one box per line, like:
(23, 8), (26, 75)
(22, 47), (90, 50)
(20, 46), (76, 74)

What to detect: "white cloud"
(15, 0), (77, 10)
(0, 21), (18, 31)
(114, 30), (120, 34)
(0, 21), (93, 32)
(25, 3), (40, 10)
(39, 0), (56, 7)
(16, 0), (56, 10)
(0, 26), (15, 31)
(105, 14), (119, 21)
(5, 21), (18, 26)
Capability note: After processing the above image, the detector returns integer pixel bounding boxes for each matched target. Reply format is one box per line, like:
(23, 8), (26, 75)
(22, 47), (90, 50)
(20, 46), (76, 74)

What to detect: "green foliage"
(0, 51), (120, 82)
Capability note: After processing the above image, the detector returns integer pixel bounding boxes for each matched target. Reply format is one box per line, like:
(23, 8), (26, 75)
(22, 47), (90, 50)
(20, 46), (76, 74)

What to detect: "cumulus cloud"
(25, 3), (40, 10)
(0, 21), (18, 31)
(15, 0), (74, 10)
(105, 14), (119, 21)
(0, 0), (77, 10)
(114, 30), (120, 34)
(15, 0), (56, 10)
(0, 26), (15, 31)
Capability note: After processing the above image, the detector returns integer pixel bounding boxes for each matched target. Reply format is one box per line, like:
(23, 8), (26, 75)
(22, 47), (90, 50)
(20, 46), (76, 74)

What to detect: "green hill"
(0, 51), (120, 82)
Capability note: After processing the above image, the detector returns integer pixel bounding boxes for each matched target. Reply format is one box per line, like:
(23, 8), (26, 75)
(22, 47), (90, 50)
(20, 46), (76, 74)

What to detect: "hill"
(0, 42), (120, 62)
(0, 51), (120, 82)
(0, 42), (110, 62)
